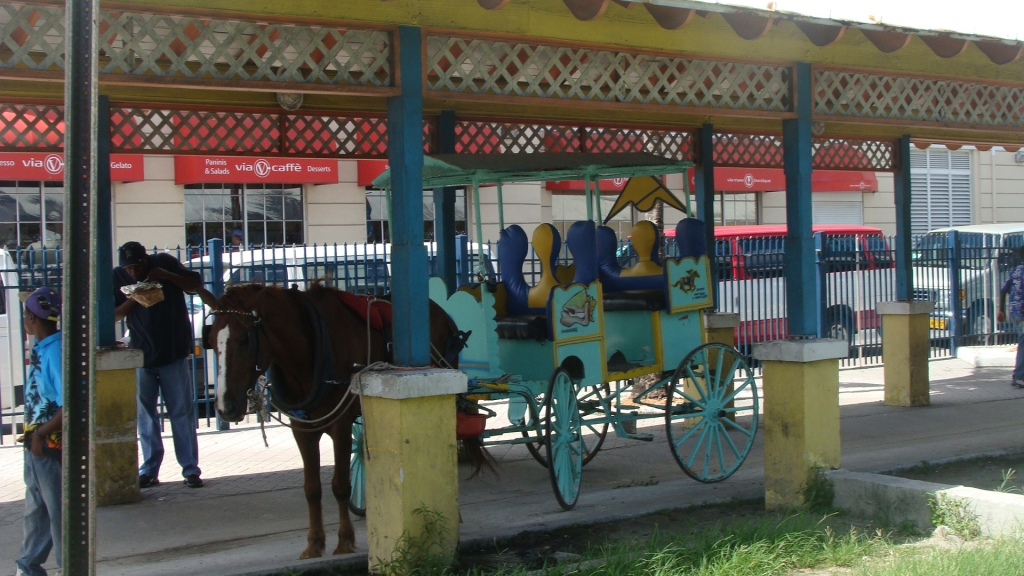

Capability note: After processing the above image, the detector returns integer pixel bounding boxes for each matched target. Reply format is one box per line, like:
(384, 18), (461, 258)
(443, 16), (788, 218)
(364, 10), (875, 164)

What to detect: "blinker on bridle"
(210, 308), (266, 371)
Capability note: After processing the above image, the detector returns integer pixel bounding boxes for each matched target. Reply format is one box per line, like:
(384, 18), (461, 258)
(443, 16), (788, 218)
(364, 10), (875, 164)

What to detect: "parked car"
(912, 223), (1024, 342)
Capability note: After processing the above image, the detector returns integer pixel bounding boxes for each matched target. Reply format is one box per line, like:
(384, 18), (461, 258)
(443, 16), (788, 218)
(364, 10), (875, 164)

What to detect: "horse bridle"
(211, 309), (267, 373)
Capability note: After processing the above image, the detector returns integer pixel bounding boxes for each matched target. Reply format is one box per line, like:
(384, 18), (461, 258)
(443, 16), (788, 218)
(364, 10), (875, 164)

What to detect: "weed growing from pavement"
(802, 465), (837, 514)
(995, 468), (1022, 494)
(928, 493), (981, 540)
(373, 507), (454, 576)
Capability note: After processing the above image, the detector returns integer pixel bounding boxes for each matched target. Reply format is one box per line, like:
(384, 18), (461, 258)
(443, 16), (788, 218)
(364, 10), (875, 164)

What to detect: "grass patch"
(802, 466), (837, 514)
(856, 538), (1024, 576)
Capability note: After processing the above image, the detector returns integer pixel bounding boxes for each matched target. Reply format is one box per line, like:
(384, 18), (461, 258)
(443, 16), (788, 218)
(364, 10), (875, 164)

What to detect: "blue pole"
(782, 62), (817, 338)
(434, 110), (458, 296)
(97, 95), (114, 347)
(694, 124), (718, 309)
(387, 26), (430, 366)
(814, 232), (828, 338)
(894, 135), (913, 301)
(947, 230), (962, 353)
(455, 234), (469, 288)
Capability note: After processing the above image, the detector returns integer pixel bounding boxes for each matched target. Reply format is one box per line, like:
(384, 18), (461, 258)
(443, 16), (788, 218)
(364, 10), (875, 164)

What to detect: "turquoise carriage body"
(364, 153), (760, 512)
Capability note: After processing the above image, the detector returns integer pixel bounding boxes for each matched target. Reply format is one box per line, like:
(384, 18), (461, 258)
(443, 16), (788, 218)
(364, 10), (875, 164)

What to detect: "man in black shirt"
(114, 241), (204, 488)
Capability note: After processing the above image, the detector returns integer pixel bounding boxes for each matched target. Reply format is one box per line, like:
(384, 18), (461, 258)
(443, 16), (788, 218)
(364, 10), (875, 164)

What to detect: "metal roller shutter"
(910, 149), (972, 235)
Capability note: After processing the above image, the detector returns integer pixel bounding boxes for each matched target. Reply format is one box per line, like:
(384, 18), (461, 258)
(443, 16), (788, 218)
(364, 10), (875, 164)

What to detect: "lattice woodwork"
(713, 133), (784, 167)
(426, 36), (791, 113)
(0, 103), (63, 149)
(454, 120), (693, 160)
(813, 138), (896, 171)
(0, 4), (392, 89)
(284, 115), (389, 156)
(815, 69), (1024, 128)
(110, 108), (280, 153)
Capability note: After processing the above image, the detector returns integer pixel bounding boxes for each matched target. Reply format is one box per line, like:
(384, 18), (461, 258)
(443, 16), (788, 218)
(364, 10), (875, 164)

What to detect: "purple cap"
(22, 286), (61, 323)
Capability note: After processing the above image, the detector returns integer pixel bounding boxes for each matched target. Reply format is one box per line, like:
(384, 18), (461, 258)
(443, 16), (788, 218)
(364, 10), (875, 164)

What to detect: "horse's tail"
(460, 435), (497, 479)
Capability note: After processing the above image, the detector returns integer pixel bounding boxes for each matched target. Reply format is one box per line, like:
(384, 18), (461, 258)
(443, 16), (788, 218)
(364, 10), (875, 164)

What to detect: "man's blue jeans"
(17, 448), (61, 576)
(1014, 315), (1024, 382)
(137, 358), (201, 479)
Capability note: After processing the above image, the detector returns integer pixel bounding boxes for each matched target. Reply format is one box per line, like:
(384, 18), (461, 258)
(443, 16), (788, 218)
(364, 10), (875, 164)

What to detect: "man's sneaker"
(184, 474), (203, 488)
(138, 473), (159, 488)
(1013, 379), (1024, 389)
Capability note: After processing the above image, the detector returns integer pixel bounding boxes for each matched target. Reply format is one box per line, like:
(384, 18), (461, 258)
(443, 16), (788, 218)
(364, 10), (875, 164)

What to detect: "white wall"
(305, 160), (368, 244)
(467, 182), (551, 243)
(975, 149), (1024, 225)
(113, 155), (184, 249)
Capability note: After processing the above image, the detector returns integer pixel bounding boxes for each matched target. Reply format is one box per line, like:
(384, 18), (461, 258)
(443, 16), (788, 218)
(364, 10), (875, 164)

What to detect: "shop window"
(185, 183), (303, 247)
(0, 181), (64, 249)
(717, 192), (759, 226)
(366, 188), (467, 243)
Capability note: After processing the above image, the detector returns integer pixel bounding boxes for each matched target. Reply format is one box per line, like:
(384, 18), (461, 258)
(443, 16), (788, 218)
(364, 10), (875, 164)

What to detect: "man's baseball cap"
(118, 241), (148, 266)
(20, 286), (61, 323)
(232, 229), (243, 239)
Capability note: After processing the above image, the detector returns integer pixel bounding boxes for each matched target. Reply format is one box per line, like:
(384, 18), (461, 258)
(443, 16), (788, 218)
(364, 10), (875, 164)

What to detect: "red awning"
(175, 156), (338, 185)
(0, 152), (145, 182)
(546, 177), (630, 193)
(712, 167), (877, 193)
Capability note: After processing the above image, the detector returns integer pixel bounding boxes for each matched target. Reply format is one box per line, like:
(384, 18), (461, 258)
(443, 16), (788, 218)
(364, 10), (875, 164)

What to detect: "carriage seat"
(602, 289), (666, 312)
(494, 314), (547, 341)
(597, 223), (665, 293)
(499, 224), (565, 316)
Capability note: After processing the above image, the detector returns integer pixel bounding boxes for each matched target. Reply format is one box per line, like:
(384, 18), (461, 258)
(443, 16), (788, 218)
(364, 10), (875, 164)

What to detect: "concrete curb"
(827, 469), (1024, 537)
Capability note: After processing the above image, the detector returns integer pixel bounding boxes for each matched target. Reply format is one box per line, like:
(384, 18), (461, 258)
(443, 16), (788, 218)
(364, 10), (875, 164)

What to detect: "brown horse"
(206, 282), (462, 559)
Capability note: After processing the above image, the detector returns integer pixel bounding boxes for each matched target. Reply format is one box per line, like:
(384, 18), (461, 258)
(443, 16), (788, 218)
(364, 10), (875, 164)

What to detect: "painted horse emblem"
(673, 270), (701, 294)
(559, 289), (596, 328)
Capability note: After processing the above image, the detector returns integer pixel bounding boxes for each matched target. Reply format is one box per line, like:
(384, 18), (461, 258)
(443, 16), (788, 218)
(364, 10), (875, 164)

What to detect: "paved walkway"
(1, 358), (1023, 576)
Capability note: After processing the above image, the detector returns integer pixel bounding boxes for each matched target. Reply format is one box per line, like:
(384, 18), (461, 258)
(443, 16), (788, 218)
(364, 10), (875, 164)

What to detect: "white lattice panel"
(0, 4), (391, 87)
(815, 69), (1024, 128)
(426, 36), (791, 113)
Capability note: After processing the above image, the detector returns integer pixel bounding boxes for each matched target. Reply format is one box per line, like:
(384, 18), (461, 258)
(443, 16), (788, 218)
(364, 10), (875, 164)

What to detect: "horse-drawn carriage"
(355, 153), (760, 511)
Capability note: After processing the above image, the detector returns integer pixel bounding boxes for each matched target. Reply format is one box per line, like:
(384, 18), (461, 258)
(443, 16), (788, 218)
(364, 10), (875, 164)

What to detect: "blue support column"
(894, 135), (913, 301)
(947, 230), (962, 352)
(782, 62), (817, 337)
(433, 110), (457, 296)
(387, 26), (430, 366)
(814, 231), (828, 338)
(694, 124), (718, 309)
(97, 95), (114, 347)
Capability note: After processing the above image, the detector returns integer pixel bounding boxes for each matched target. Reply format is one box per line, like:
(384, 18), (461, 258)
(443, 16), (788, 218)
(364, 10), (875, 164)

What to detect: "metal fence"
(0, 230), (1019, 443)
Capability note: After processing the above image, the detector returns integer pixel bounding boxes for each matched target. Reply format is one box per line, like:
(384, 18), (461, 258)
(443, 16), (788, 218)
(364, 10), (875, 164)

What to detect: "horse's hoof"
(333, 543), (357, 555)
(299, 546), (325, 560)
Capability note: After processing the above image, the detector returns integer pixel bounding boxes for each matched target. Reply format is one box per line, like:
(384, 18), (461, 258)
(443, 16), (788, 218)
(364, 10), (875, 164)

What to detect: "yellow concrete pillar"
(704, 311), (739, 347)
(95, 348), (144, 506)
(878, 301), (934, 407)
(359, 368), (467, 572)
(753, 339), (846, 509)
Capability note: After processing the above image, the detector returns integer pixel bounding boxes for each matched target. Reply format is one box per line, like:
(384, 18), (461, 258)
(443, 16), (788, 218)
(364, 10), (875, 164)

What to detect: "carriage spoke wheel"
(665, 343), (759, 484)
(544, 368), (584, 510)
(349, 416), (366, 516)
(524, 383), (609, 468)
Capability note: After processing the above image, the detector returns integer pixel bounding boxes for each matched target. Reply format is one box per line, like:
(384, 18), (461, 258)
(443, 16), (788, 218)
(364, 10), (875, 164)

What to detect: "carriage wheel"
(523, 382), (609, 468)
(665, 343), (759, 483)
(349, 416), (366, 516)
(544, 368), (584, 510)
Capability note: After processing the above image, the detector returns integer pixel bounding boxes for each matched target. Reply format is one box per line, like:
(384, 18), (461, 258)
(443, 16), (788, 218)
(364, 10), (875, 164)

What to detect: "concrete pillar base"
(358, 368), (468, 572)
(704, 311), (740, 347)
(878, 301), (934, 407)
(95, 348), (143, 507)
(753, 339), (846, 509)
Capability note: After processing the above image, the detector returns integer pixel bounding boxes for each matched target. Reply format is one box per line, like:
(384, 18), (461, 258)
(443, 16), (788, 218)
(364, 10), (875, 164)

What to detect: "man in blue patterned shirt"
(999, 246), (1024, 388)
(15, 286), (63, 576)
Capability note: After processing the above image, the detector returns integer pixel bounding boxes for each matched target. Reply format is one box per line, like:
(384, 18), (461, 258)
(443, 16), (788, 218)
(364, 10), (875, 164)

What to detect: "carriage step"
(616, 420), (654, 442)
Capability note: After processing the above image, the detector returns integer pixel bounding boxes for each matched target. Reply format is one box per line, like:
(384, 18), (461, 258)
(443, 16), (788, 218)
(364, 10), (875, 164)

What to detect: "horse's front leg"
(330, 417), (356, 555)
(293, 428), (326, 559)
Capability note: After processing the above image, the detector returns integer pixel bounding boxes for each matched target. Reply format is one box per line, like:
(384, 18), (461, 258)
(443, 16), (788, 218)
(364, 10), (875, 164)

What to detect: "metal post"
(386, 26), (429, 366)
(782, 62), (817, 337)
(694, 124), (718, 309)
(894, 134), (913, 301)
(433, 110), (457, 295)
(814, 231), (828, 338)
(207, 238), (228, 431)
(948, 230), (962, 352)
(63, 0), (99, 572)
(455, 234), (469, 288)
(97, 96), (114, 348)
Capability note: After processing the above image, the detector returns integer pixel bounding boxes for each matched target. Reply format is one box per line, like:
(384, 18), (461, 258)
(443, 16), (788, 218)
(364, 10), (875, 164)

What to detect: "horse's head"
(208, 285), (267, 422)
